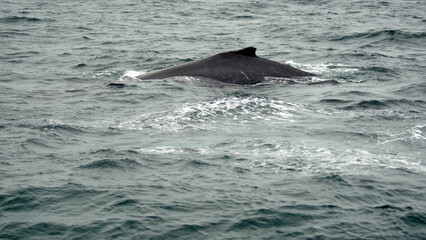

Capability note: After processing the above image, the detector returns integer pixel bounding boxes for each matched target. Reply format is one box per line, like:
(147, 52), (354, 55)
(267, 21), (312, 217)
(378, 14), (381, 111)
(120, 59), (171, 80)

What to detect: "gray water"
(1, 0), (425, 239)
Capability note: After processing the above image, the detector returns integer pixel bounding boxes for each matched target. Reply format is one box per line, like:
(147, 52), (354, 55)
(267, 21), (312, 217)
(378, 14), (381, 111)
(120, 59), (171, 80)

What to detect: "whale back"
(139, 47), (313, 84)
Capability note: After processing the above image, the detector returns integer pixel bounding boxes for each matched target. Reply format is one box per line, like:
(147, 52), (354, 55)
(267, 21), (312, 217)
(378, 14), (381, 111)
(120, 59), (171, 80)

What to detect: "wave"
(4, 51), (41, 57)
(228, 209), (315, 230)
(331, 29), (426, 42)
(88, 148), (141, 157)
(360, 66), (396, 74)
(394, 82), (426, 96)
(0, 16), (53, 23)
(37, 123), (87, 135)
(0, 184), (104, 212)
(20, 138), (54, 150)
(22, 122), (87, 148)
(77, 159), (142, 170)
(1, 207), (423, 239)
(0, 222), (68, 239)
(340, 99), (426, 110)
(0, 30), (31, 38)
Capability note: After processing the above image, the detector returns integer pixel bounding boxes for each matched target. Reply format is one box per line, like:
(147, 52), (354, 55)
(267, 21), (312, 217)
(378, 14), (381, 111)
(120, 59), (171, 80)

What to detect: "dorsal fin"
(232, 47), (257, 57)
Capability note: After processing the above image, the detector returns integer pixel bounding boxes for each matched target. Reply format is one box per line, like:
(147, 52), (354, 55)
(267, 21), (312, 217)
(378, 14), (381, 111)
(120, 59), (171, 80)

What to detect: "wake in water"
(117, 96), (303, 131)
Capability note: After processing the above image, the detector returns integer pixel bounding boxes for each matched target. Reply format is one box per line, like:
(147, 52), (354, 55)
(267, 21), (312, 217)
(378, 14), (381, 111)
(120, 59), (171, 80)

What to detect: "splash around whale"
(138, 47), (314, 85)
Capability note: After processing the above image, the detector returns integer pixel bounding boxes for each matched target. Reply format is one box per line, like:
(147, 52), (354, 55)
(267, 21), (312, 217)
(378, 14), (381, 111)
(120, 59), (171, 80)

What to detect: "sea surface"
(1, 0), (425, 239)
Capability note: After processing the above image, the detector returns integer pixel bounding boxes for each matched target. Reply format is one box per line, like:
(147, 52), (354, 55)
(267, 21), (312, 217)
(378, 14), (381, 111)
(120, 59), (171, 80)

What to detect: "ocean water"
(1, 0), (425, 239)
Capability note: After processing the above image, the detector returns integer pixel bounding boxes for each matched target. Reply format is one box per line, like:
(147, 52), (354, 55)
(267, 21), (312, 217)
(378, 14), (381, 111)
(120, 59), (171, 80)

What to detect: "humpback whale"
(139, 47), (314, 85)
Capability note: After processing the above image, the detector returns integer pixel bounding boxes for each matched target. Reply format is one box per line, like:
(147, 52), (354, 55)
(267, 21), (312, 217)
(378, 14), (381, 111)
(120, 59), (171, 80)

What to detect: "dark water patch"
(88, 148), (142, 158)
(341, 99), (426, 110)
(331, 29), (426, 42)
(315, 174), (352, 186)
(401, 212), (426, 227)
(38, 123), (87, 135)
(341, 90), (376, 97)
(63, 76), (89, 82)
(2, 59), (23, 64)
(0, 184), (106, 214)
(64, 89), (86, 93)
(319, 98), (352, 104)
(232, 166), (251, 174)
(380, 186), (422, 200)
(374, 204), (413, 211)
(0, 194), (40, 212)
(73, 63), (88, 68)
(389, 99), (426, 107)
(0, 16), (49, 23)
(151, 224), (210, 240)
(5, 51), (41, 58)
(341, 100), (388, 110)
(0, 30), (31, 38)
(106, 82), (127, 88)
(102, 197), (146, 213)
(24, 222), (67, 237)
(187, 159), (212, 167)
(394, 82), (426, 96)
(280, 204), (340, 212)
(12, 122), (89, 150)
(58, 52), (72, 57)
(235, 15), (254, 19)
(77, 158), (142, 170)
(360, 66), (397, 75)
(21, 138), (53, 150)
(112, 199), (139, 207)
(0, 222), (67, 240)
(77, 26), (93, 31)
(156, 201), (195, 212)
(90, 149), (128, 155)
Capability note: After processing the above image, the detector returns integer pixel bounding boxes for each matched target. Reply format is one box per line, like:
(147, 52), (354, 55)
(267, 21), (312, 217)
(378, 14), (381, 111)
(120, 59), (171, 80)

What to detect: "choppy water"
(1, 0), (425, 239)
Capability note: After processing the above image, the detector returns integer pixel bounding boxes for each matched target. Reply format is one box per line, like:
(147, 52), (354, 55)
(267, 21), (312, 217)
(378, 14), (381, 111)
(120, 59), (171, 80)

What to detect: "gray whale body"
(139, 47), (314, 85)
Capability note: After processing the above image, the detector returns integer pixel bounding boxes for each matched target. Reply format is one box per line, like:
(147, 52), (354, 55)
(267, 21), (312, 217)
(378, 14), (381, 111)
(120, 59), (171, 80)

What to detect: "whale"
(138, 47), (314, 85)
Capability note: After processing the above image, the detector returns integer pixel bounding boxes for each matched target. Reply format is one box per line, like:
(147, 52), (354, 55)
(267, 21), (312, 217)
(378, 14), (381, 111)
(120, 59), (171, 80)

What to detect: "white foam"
(137, 146), (185, 154)
(285, 61), (360, 75)
(411, 124), (426, 140)
(232, 144), (426, 174)
(118, 96), (305, 132)
(134, 141), (425, 174)
(118, 70), (146, 81)
(378, 124), (426, 145)
(92, 70), (114, 79)
(137, 146), (212, 155)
